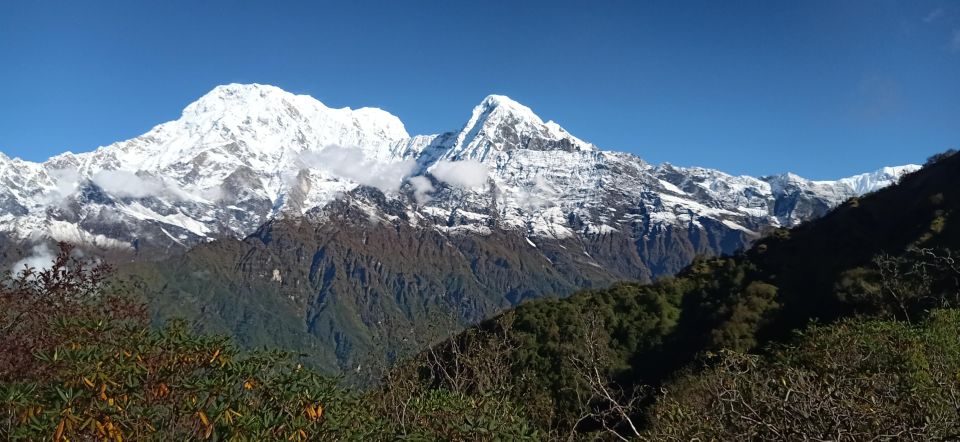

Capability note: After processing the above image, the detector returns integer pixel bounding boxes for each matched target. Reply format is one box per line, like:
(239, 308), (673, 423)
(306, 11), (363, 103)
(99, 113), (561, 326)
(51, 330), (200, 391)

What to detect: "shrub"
(0, 243), (539, 441)
(643, 311), (960, 440)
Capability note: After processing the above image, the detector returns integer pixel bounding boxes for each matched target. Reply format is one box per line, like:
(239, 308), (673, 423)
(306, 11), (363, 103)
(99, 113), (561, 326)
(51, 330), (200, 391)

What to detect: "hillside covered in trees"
(2, 150), (958, 440)
(391, 149), (960, 439)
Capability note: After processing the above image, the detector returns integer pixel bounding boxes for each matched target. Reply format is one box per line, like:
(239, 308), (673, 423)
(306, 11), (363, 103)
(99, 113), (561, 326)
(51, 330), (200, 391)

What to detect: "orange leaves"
(197, 410), (214, 439)
(94, 417), (123, 442)
(18, 405), (43, 424)
(304, 402), (324, 421)
(204, 348), (229, 368)
(53, 419), (66, 442)
(2, 312), (355, 441)
(0, 263), (369, 441)
(153, 382), (170, 398)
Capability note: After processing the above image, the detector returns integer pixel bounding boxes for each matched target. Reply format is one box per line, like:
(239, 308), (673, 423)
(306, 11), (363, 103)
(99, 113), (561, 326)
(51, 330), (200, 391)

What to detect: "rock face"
(0, 84), (921, 372)
(0, 84), (918, 258)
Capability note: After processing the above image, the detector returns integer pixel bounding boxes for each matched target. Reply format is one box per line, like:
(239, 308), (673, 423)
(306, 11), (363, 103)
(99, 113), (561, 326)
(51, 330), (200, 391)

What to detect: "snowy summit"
(0, 84), (920, 255)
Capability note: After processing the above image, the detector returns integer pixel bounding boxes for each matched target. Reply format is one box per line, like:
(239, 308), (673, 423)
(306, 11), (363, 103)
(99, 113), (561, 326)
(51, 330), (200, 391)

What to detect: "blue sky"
(1, 0), (958, 179)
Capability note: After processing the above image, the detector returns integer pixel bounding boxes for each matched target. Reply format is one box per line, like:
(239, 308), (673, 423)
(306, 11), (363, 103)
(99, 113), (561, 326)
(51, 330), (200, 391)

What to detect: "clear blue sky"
(1, 0), (958, 179)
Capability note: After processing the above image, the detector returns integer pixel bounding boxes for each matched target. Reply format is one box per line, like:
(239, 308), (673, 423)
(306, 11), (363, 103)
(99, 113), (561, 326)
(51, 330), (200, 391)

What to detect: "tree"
(925, 148), (958, 166)
(643, 311), (960, 440)
(0, 243), (540, 441)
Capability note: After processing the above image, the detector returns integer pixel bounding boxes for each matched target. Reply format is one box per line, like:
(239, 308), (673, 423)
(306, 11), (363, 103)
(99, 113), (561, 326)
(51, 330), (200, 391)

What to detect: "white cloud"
(952, 29), (960, 53)
(92, 170), (168, 198)
(408, 175), (435, 204)
(45, 167), (81, 207)
(11, 244), (55, 274)
(196, 185), (224, 202)
(300, 145), (416, 193)
(516, 176), (558, 210)
(430, 160), (489, 189)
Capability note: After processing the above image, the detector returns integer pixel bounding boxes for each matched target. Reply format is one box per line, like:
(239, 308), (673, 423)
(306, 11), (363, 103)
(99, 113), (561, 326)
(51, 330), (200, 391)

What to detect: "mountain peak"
(476, 94), (538, 116)
(442, 94), (595, 161)
(471, 94), (543, 127)
(182, 83), (315, 120)
(0, 84), (920, 266)
(172, 84), (408, 153)
(208, 82), (283, 97)
(830, 164), (921, 194)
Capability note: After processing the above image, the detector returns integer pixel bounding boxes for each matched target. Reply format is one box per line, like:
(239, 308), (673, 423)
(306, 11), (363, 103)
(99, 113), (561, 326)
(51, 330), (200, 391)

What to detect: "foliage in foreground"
(644, 310), (960, 440)
(0, 244), (539, 441)
(399, 248), (960, 440)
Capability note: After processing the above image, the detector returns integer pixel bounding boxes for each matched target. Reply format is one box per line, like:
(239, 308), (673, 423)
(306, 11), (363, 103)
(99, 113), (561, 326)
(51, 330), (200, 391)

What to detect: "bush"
(643, 311), (960, 440)
(0, 244), (539, 441)
(0, 244), (384, 440)
(1, 244), (141, 383)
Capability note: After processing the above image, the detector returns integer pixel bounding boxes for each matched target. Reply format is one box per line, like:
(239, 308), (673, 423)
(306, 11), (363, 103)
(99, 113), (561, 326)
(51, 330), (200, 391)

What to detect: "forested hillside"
(395, 150), (960, 439)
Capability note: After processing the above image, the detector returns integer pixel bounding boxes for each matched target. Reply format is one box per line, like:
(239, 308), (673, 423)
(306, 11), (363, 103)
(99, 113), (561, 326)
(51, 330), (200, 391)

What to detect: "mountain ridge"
(0, 83), (920, 259)
(0, 84), (918, 373)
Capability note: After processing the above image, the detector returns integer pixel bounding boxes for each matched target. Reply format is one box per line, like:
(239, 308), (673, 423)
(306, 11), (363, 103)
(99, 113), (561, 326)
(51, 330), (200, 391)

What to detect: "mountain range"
(0, 83), (921, 371)
(0, 84), (917, 257)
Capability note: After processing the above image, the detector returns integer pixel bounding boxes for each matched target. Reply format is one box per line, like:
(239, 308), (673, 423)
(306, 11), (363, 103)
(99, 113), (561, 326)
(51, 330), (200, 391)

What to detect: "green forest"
(3, 150), (959, 440)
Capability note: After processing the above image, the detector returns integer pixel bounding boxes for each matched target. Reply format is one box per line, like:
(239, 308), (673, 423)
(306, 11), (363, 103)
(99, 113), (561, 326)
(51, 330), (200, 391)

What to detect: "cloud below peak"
(11, 244), (55, 274)
(92, 170), (168, 199)
(407, 176), (435, 204)
(429, 160), (490, 189)
(300, 145), (416, 194)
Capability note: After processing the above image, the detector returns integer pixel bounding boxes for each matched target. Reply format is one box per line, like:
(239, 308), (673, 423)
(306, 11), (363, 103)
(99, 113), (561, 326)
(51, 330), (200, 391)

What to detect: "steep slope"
(409, 152), (957, 431)
(125, 188), (637, 375)
(0, 84), (918, 263)
(0, 84), (413, 257)
(120, 149), (927, 374)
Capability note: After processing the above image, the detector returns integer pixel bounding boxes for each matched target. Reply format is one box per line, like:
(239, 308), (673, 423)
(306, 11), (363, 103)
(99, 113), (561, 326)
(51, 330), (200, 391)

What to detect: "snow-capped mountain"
(0, 83), (926, 371)
(0, 83), (919, 261)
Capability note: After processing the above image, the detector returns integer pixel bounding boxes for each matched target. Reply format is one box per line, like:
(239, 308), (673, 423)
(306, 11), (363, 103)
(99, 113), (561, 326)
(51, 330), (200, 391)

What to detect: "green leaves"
(645, 310), (960, 440)
(0, 258), (540, 441)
